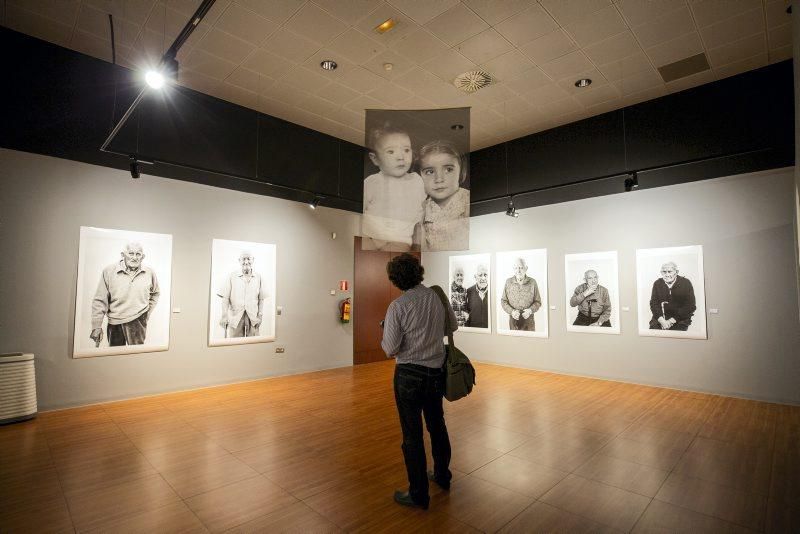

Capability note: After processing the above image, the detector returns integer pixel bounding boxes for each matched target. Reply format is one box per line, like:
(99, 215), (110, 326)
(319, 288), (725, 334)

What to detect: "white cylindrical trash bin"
(0, 353), (37, 424)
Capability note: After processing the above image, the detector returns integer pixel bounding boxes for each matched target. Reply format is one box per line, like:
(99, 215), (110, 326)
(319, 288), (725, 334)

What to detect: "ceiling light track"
(100, 0), (217, 154)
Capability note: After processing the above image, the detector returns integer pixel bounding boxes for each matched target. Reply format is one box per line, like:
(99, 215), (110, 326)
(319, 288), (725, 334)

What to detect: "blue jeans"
(394, 363), (452, 506)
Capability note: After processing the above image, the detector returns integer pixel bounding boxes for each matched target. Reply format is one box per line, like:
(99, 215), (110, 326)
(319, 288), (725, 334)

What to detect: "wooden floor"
(1, 361), (798, 533)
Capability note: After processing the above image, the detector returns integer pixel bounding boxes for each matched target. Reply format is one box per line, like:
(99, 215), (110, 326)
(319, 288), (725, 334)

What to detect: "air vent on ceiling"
(453, 70), (493, 93)
(657, 53), (711, 83)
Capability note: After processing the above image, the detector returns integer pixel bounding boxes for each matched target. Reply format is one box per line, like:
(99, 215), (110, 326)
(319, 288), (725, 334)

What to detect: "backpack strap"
(430, 285), (455, 349)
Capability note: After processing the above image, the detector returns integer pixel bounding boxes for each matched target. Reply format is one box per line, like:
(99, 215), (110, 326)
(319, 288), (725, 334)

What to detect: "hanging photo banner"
(362, 107), (470, 252)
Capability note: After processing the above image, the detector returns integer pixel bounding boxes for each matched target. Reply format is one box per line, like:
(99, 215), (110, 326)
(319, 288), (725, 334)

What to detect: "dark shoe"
(428, 470), (450, 490)
(393, 490), (429, 510)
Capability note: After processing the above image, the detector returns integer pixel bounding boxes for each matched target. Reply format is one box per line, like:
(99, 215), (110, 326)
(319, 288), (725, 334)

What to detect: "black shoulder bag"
(431, 285), (476, 402)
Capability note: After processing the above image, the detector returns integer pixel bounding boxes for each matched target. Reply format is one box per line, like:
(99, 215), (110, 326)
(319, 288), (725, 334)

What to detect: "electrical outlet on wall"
(275, 347), (285, 353)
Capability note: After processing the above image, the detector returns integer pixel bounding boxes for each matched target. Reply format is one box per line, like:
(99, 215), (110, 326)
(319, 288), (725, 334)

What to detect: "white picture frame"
(73, 226), (172, 358)
(448, 253), (491, 334)
(209, 239), (277, 346)
(565, 251), (620, 335)
(495, 249), (548, 338)
(636, 245), (707, 339)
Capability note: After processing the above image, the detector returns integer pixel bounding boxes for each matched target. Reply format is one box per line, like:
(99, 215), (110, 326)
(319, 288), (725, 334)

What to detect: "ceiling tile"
(392, 65), (442, 93)
(226, 66), (266, 92)
(457, 29), (514, 64)
(707, 32), (766, 67)
(235, 0), (305, 25)
(767, 23), (791, 50)
(462, 0), (537, 26)
(616, 0), (686, 28)
(327, 28), (384, 64)
(361, 50), (415, 80)
(492, 95), (534, 117)
(564, 5), (628, 48)
(473, 83), (517, 105)
(417, 81), (473, 107)
(71, 29), (114, 62)
(631, 6), (696, 49)
(312, 0), (382, 25)
(769, 44), (791, 63)
(393, 27), (449, 63)
(573, 83), (620, 107)
(425, 3), (488, 46)
(314, 82), (361, 106)
(765, 1), (792, 29)
(297, 93), (340, 116)
(353, 3), (419, 45)
(215, 3), (277, 45)
(518, 29), (577, 66)
(257, 96), (294, 119)
(495, 4), (558, 46)
(197, 28), (256, 64)
(284, 2), (348, 45)
(77, 4), (141, 47)
(344, 93), (385, 113)
(264, 81), (311, 105)
(700, 8), (764, 50)
(386, 0), (459, 25)
(366, 79), (414, 106)
(327, 106), (364, 129)
(396, 94), (438, 109)
(688, 0), (762, 28)
(338, 65), (385, 92)
(262, 27), (320, 62)
(183, 49), (238, 79)
(583, 31), (641, 66)
(539, 0), (612, 26)
(543, 97), (582, 117)
(180, 68), (222, 94)
(504, 66), (552, 93)
(613, 67), (663, 95)
(619, 84), (667, 107)
(7, 0), (80, 25)
(665, 67), (716, 93)
(539, 50), (594, 80)
(480, 50), (536, 82)
(598, 51), (653, 81)
(420, 49), (477, 83)
(280, 65), (333, 92)
(215, 82), (258, 108)
(84, 0), (156, 27)
(243, 48), (294, 78)
(714, 52), (768, 80)
(645, 31), (704, 67)
(520, 83), (570, 105)
(4, 3), (73, 47)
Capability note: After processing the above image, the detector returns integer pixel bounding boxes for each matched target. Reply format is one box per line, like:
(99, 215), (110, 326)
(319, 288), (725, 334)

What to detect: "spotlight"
(145, 70), (165, 89)
(574, 78), (592, 88)
(624, 171), (639, 192)
(129, 156), (140, 179)
(309, 196), (321, 209)
(320, 60), (338, 71)
(505, 198), (519, 218)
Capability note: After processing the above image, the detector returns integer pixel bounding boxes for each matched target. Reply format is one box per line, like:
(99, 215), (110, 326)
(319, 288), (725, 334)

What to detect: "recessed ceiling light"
(450, 124), (464, 131)
(574, 78), (592, 88)
(320, 60), (337, 71)
(383, 62), (393, 71)
(375, 18), (396, 33)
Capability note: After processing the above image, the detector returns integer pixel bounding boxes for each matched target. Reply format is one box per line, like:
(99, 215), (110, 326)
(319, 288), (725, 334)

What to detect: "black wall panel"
(506, 111), (627, 193)
(338, 141), (365, 202)
(469, 143), (508, 201)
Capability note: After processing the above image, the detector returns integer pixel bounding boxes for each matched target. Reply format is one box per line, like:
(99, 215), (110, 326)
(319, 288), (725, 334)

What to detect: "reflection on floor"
(1, 360), (798, 533)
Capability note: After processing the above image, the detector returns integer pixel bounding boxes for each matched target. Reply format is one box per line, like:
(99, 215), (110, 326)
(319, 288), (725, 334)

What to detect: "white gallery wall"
(0, 148), (360, 410)
(424, 168), (800, 405)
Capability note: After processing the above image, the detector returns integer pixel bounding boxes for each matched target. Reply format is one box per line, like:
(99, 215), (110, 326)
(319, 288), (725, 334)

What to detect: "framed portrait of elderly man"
(448, 253), (491, 334)
(495, 249), (548, 338)
(209, 239), (276, 346)
(73, 226), (172, 358)
(565, 251), (620, 335)
(636, 245), (707, 339)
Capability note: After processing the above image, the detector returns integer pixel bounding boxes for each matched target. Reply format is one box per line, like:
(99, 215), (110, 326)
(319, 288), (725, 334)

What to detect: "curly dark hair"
(386, 253), (424, 291)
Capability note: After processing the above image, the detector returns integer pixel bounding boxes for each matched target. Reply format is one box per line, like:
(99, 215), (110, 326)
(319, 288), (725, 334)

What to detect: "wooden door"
(353, 237), (420, 365)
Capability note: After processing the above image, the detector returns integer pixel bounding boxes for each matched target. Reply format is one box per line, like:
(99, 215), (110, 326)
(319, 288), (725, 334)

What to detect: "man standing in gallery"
(649, 261), (696, 331)
(218, 251), (268, 338)
(381, 253), (456, 510)
(570, 270), (612, 327)
(500, 257), (541, 330)
(450, 266), (468, 327)
(465, 264), (489, 328)
(90, 241), (159, 346)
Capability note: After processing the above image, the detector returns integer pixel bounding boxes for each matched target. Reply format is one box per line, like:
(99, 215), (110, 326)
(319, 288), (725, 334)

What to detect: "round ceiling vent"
(453, 70), (493, 93)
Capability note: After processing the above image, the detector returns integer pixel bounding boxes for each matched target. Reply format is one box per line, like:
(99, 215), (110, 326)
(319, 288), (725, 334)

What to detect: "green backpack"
(431, 285), (476, 402)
